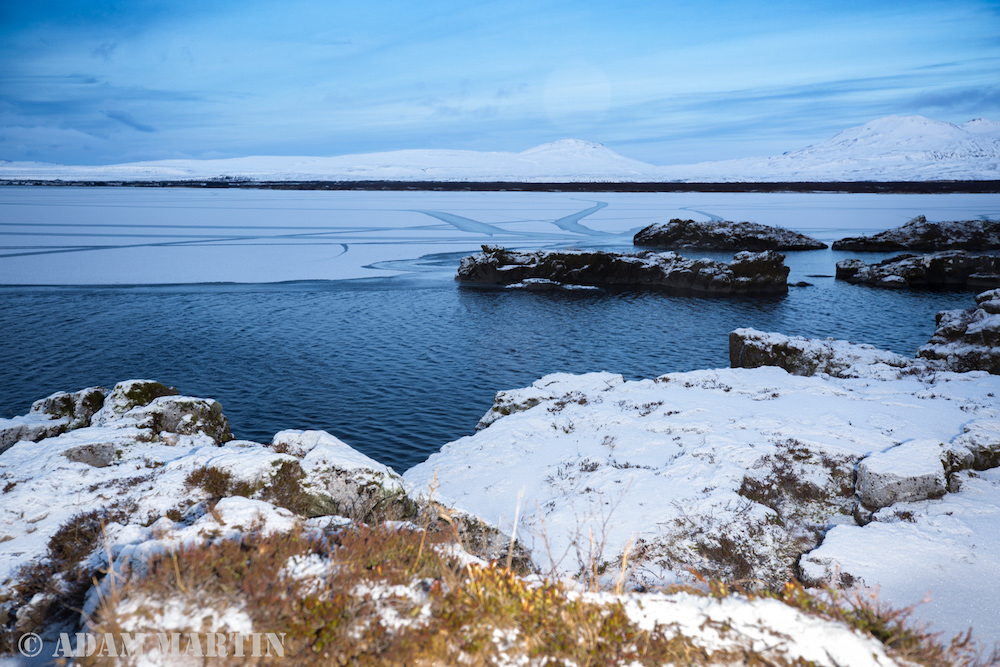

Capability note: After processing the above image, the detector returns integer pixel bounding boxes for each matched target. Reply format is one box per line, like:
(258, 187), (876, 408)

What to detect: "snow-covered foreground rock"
(0, 380), (411, 638)
(404, 343), (1000, 644)
(1, 380), (949, 665)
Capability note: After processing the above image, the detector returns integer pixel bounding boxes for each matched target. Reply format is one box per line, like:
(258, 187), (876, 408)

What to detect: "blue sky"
(2, 0), (999, 165)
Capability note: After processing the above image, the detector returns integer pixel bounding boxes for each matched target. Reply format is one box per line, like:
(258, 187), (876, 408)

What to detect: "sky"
(1, 0), (999, 166)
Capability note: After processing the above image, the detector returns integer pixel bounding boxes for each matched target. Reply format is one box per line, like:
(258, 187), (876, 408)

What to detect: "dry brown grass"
(73, 519), (1000, 667)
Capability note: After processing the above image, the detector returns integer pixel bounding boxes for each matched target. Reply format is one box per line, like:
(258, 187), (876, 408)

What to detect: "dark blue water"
(0, 251), (976, 471)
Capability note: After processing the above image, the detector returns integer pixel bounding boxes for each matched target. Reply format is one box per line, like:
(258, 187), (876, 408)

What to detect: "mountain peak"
(520, 139), (617, 157)
(960, 117), (1000, 136)
(788, 114), (1000, 160)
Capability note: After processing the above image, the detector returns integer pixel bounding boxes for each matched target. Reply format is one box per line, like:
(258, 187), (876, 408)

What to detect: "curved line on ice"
(679, 207), (725, 222)
(414, 210), (504, 236)
(550, 201), (611, 236)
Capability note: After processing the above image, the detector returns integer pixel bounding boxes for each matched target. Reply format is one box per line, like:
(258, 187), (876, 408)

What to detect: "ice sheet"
(1, 188), (996, 285)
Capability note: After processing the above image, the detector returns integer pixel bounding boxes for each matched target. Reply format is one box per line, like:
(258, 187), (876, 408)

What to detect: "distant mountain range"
(2, 116), (999, 182)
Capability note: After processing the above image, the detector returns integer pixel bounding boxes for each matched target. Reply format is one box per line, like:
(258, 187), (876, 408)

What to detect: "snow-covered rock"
(403, 360), (1000, 595)
(272, 429), (407, 520)
(918, 289), (1000, 374)
(836, 251), (1000, 289)
(90, 379), (180, 426)
(729, 328), (935, 379)
(856, 440), (948, 510)
(477, 372), (625, 430)
(634, 219), (827, 250)
(457, 245), (790, 295)
(0, 386), (105, 454)
(0, 381), (411, 644)
(800, 466), (1000, 642)
(833, 215), (1000, 251)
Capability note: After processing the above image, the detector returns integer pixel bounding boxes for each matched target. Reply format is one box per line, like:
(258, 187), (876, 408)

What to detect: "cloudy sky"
(2, 0), (999, 165)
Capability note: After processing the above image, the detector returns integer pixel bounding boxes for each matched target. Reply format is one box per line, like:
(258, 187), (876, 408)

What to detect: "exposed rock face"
(127, 395), (232, 444)
(917, 288), (1000, 374)
(30, 387), (106, 429)
(634, 219), (827, 250)
(729, 328), (936, 379)
(833, 215), (1000, 251)
(457, 245), (790, 295)
(0, 386), (106, 454)
(835, 251), (1000, 289)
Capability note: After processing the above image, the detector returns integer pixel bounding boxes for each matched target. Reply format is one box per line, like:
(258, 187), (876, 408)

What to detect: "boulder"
(457, 245), (790, 295)
(634, 219), (827, 250)
(856, 440), (948, 510)
(835, 251), (1000, 289)
(833, 215), (1000, 251)
(946, 420), (1000, 471)
(61, 442), (119, 468)
(917, 289), (1000, 374)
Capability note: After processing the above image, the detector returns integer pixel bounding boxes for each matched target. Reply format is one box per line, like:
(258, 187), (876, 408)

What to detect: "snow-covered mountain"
(0, 139), (662, 183)
(660, 116), (1000, 182)
(2, 116), (998, 182)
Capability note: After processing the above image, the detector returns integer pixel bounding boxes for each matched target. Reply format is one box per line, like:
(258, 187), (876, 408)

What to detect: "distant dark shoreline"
(2, 179), (999, 194)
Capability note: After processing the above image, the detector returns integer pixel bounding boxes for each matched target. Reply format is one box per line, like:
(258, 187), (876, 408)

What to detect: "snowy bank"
(404, 332), (1000, 644)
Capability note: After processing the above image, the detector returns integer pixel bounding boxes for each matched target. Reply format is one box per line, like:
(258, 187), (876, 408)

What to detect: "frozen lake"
(0, 187), (997, 470)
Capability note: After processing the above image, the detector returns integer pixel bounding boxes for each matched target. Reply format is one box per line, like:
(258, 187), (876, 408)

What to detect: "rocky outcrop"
(457, 245), (790, 295)
(729, 328), (935, 379)
(270, 429), (409, 521)
(917, 288), (1000, 374)
(90, 379), (179, 426)
(634, 219), (827, 250)
(833, 215), (1000, 251)
(835, 251), (1000, 289)
(0, 386), (106, 454)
